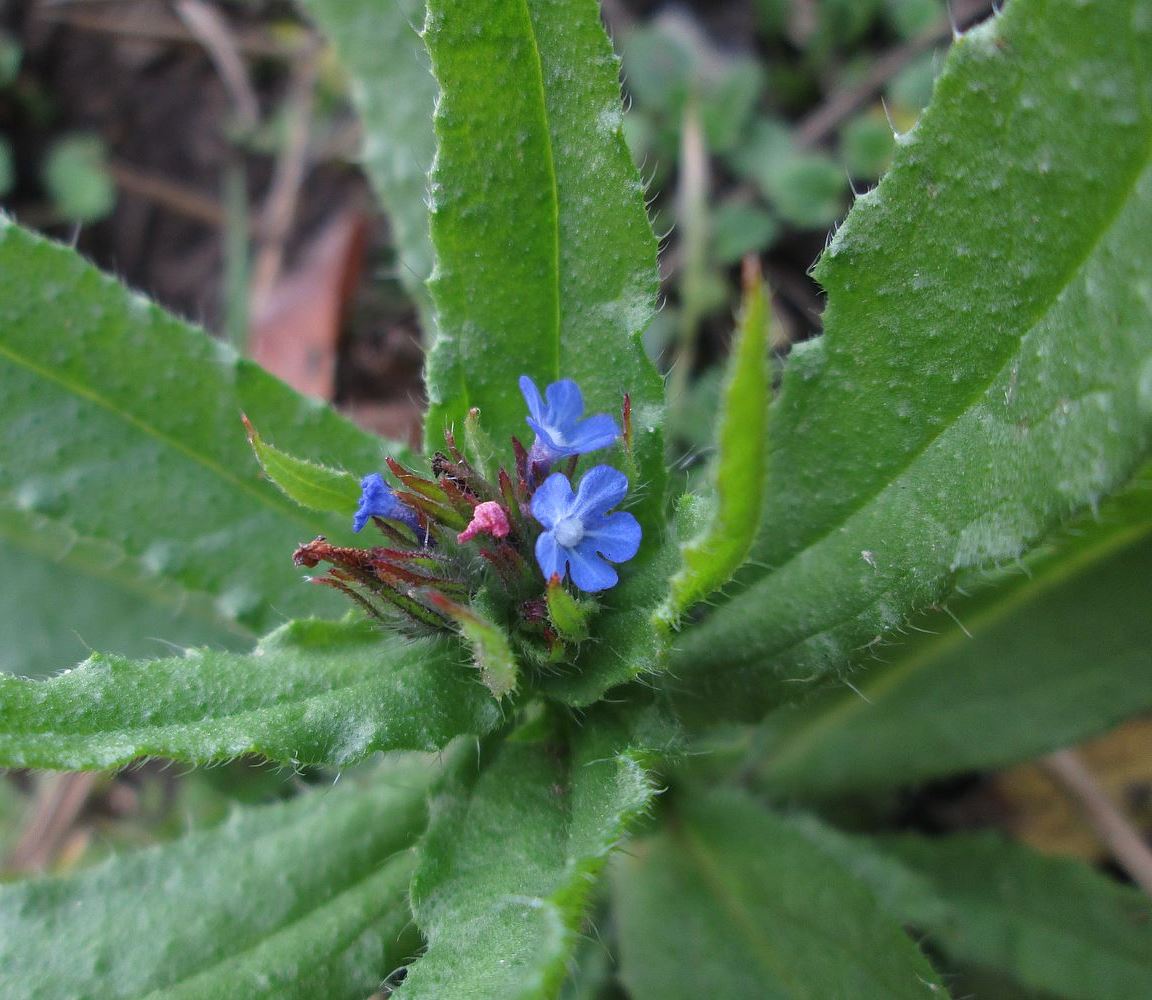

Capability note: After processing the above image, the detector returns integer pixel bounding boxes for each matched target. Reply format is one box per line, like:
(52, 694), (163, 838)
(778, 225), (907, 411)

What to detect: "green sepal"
(546, 576), (596, 644)
(428, 591), (519, 699)
(243, 415), (362, 516)
(463, 407), (501, 482)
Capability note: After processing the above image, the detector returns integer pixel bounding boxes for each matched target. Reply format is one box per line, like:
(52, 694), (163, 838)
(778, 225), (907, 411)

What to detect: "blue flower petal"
(567, 542), (619, 592)
(568, 412), (620, 453)
(526, 416), (564, 453)
(519, 375), (547, 425)
(584, 510), (642, 563)
(535, 531), (567, 582)
(520, 375), (619, 461)
(571, 465), (629, 519)
(353, 473), (418, 533)
(529, 473), (575, 529)
(543, 379), (584, 427)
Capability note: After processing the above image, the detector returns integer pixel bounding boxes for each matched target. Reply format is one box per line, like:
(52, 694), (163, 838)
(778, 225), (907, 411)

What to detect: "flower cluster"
(294, 376), (641, 656)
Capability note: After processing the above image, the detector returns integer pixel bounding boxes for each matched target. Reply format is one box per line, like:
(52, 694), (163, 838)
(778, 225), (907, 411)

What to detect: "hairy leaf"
(674, 0), (1152, 718)
(294, 0), (437, 327)
(421, 0), (666, 528)
(0, 508), (248, 677)
(398, 718), (654, 999)
(754, 469), (1152, 798)
(0, 617), (500, 769)
(0, 762), (435, 998)
(884, 833), (1152, 1000)
(612, 788), (943, 998)
(796, 822), (1152, 1000)
(0, 220), (406, 672)
(431, 592), (519, 699)
(244, 417), (363, 515)
(658, 263), (770, 627)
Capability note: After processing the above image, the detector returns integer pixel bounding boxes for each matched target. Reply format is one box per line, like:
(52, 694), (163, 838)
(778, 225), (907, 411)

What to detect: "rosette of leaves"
(1, 0), (1152, 997)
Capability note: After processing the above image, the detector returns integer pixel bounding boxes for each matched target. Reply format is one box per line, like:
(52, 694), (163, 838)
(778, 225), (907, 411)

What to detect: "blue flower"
(353, 473), (420, 533)
(530, 466), (641, 592)
(519, 375), (620, 467)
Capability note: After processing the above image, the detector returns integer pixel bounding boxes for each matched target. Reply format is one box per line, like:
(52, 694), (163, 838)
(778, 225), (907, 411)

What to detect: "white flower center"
(553, 516), (585, 548)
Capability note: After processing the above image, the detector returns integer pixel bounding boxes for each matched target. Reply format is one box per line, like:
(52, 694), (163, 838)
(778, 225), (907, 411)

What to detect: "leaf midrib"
(679, 818), (919, 994)
(0, 504), (257, 644)
(0, 339), (320, 533)
(517, 0), (562, 382)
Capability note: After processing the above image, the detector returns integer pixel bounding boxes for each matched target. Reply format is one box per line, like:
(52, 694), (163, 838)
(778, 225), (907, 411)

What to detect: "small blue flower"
(519, 375), (620, 468)
(530, 466), (641, 592)
(353, 473), (420, 533)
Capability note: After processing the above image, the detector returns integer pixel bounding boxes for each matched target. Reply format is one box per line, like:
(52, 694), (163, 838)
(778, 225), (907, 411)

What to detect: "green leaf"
(295, 0), (437, 326)
(0, 617), (500, 769)
(841, 113), (895, 180)
(754, 468), (1152, 799)
(674, 0), (1152, 720)
(760, 152), (848, 229)
(612, 788), (944, 998)
(244, 416), (362, 515)
(43, 133), (115, 222)
(798, 823), (1152, 1000)
(421, 0), (666, 530)
(0, 220), (405, 671)
(0, 507), (248, 677)
(711, 197), (779, 264)
(0, 761), (434, 998)
(545, 576), (593, 645)
(658, 265), (770, 627)
(885, 834), (1152, 1000)
(429, 592), (519, 698)
(398, 717), (655, 999)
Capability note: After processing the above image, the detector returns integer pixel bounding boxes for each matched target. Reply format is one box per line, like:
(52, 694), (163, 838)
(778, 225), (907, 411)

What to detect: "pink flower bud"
(457, 501), (511, 544)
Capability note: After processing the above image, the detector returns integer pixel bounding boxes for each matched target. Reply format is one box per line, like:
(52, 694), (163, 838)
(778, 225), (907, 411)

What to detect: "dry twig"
(108, 160), (226, 226)
(5, 773), (98, 874)
(1040, 748), (1152, 897)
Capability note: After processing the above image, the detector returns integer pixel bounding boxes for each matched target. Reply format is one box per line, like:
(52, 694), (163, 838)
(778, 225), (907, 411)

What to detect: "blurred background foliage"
(2, 0), (1149, 935)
